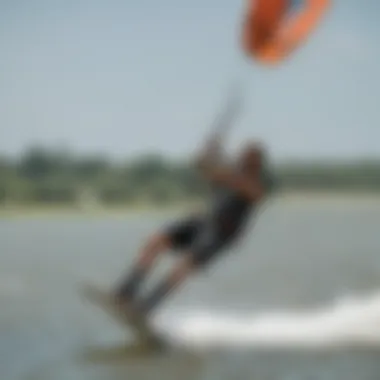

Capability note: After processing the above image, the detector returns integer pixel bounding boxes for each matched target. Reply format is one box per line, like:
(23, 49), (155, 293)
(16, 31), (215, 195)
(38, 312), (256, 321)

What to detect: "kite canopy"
(242, 0), (331, 64)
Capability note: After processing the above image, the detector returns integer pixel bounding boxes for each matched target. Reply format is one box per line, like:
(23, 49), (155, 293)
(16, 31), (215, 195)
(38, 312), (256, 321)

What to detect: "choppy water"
(1, 198), (380, 380)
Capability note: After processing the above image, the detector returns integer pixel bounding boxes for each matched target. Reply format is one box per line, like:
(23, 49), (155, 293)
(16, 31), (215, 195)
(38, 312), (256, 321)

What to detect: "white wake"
(154, 293), (380, 349)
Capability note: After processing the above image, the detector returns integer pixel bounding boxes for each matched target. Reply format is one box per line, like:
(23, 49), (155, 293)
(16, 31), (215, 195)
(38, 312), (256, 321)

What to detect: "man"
(112, 135), (275, 319)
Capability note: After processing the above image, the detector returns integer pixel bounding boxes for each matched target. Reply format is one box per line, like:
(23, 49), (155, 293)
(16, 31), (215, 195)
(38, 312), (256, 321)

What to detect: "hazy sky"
(1, 0), (379, 160)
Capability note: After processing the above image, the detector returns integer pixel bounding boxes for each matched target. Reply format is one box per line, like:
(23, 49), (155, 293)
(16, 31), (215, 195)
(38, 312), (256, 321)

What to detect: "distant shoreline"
(1, 191), (380, 219)
(276, 191), (380, 202)
(0, 202), (199, 219)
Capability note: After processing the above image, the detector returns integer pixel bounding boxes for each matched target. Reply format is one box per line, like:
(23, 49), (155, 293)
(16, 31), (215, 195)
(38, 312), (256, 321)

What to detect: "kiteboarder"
(114, 134), (276, 318)
(107, 0), (332, 319)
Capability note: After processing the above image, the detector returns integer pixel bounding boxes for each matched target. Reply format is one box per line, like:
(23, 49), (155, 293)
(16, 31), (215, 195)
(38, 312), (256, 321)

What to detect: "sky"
(0, 0), (379, 161)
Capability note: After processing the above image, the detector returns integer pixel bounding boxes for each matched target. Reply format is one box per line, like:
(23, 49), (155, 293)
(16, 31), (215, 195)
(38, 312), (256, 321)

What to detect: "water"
(1, 197), (380, 380)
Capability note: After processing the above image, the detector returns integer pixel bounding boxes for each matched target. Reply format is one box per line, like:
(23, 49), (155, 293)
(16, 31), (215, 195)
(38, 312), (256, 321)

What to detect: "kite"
(242, 0), (331, 64)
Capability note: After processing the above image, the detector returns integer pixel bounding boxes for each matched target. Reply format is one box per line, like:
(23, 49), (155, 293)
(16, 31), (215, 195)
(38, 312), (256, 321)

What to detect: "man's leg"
(137, 254), (196, 315)
(138, 222), (226, 315)
(115, 216), (201, 303)
(115, 233), (170, 301)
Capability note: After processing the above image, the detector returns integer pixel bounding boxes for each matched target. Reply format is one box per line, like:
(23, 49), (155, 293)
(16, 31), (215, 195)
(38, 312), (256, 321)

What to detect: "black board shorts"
(163, 215), (239, 267)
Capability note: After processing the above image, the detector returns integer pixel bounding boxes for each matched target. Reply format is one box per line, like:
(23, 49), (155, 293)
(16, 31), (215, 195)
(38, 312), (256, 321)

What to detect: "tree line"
(0, 147), (379, 206)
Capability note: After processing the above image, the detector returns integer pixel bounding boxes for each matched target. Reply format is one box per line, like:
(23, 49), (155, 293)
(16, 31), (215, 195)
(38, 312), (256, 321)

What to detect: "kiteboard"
(80, 283), (166, 349)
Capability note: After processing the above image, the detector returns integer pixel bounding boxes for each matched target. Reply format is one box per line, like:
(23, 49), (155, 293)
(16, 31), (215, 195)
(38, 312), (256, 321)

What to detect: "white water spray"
(154, 292), (380, 349)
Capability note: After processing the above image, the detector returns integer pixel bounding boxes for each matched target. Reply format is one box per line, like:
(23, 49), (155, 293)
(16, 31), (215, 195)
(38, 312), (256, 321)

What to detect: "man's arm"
(195, 84), (243, 172)
(200, 164), (264, 202)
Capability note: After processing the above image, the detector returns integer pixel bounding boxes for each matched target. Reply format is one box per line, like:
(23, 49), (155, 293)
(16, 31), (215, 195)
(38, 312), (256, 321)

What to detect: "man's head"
(238, 142), (266, 173)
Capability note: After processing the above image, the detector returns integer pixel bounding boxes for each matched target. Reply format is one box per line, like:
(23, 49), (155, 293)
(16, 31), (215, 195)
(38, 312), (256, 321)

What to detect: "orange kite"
(242, 0), (331, 64)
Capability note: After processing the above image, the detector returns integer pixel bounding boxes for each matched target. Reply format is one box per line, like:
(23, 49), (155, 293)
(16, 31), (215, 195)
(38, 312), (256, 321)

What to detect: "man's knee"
(138, 234), (171, 266)
(146, 233), (171, 251)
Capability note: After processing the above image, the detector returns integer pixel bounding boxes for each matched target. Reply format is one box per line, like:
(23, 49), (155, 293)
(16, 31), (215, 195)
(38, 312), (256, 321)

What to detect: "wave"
(153, 293), (380, 349)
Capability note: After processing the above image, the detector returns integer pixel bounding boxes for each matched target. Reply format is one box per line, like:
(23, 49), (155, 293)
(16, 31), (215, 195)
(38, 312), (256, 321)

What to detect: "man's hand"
(195, 134), (223, 171)
(205, 130), (224, 157)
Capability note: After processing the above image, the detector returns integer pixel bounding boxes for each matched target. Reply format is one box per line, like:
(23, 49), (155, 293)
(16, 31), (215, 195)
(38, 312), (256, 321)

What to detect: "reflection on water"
(29, 342), (205, 380)
(80, 341), (201, 363)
